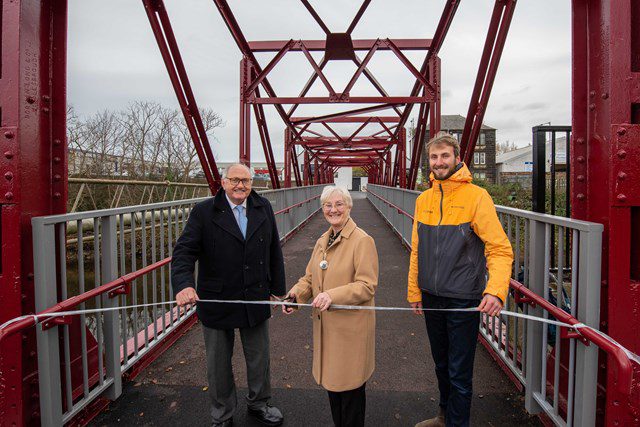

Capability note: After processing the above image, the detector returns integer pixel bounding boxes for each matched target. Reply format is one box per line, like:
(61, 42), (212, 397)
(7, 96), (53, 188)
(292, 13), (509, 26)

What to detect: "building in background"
(495, 136), (567, 188)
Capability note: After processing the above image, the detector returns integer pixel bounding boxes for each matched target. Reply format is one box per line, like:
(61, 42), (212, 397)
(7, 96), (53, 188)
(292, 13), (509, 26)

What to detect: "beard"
(432, 162), (461, 181)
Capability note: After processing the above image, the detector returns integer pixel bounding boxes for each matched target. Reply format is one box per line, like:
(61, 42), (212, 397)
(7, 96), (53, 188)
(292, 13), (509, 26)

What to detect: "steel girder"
(571, 1), (640, 424)
(0, 1), (69, 424)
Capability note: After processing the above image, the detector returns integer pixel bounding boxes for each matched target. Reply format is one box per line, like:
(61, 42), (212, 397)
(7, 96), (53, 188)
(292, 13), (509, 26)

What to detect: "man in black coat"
(171, 163), (286, 427)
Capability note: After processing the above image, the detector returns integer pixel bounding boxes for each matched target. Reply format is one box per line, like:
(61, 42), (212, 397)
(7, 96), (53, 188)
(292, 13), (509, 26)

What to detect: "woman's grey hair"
(320, 186), (353, 208)
(222, 163), (253, 179)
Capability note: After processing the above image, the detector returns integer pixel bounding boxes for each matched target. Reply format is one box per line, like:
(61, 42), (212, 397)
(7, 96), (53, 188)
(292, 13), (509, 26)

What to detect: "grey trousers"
(202, 319), (272, 423)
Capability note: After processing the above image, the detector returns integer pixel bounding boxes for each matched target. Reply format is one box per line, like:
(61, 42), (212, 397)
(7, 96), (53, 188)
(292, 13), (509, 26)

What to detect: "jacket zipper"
(434, 183), (444, 294)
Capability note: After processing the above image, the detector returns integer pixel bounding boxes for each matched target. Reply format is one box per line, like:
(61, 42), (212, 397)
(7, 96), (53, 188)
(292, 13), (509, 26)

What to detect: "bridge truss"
(0, 1), (638, 426)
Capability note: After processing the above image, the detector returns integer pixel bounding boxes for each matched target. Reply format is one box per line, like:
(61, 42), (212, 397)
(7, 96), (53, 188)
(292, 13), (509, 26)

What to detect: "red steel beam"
(300, 0), (331, 34)
(346, 0), (371, 34)
(461, 0), (516, 165)
(144, 0), (221, 191)
(248, 38), (431, 52)
(292, 104), (401, 125)
(292, 116), (400, 123)
(0, 1), (69, 424)
(250, 96), (432, 104)
(571, 1), (640, 424)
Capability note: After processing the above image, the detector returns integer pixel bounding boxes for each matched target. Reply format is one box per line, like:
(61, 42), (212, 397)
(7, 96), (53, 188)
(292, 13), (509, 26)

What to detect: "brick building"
(422, 114), (497, 183)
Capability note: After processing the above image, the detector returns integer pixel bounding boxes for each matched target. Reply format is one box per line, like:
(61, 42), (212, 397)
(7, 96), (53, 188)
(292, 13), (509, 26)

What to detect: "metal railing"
(68, 177), (212, 212)
(10, 185), (323, 426)
(366, 184), (632, 427)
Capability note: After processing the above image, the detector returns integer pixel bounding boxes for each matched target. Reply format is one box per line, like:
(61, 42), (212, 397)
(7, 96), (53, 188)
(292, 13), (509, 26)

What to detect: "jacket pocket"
(198, 279), (224, 295)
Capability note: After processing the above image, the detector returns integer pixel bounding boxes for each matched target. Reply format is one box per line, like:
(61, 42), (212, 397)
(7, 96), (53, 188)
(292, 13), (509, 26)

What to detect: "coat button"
(244, 265), (249, 270)
(259, 261), (264, 265)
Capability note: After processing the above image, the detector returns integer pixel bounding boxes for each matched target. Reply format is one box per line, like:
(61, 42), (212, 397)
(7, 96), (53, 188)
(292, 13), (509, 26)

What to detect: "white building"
(496, 137), (567, 184)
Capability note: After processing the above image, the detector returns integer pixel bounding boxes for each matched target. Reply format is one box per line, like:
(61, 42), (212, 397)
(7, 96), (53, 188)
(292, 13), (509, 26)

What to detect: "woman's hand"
(281, 291), (297, 315)
(312, 292), (332, 311)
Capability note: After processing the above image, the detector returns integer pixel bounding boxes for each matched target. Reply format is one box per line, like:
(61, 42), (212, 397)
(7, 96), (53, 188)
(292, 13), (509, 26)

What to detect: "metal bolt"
(616, 127), (626, 136)
(617, 172), (627, 180)
(53, 138), (61, 145)
(5, 192), (13, 200)
(617, 194), (627, 202)
(53, 174), (61, 181)
(53, 192), (61, 199)
(577, 137), (585, 145)
(29, 350), (36, 357)
(53, 156), (61, 163)
(4, 172), (13, 180)
(42, 107), (50, 113)
(589, 103), (596, 110)
(617, 150), (627, 159)
(4, 131), (15, 139)
(601, 92), (609, 99)
(4, 151), (14, 159)
(577, 193), (586, 200)
(42, 95), (51, 102)
(26, 96), (36, 104)
(27, 273), (34, 280)
(589, 90), (596, 97)
(577, 156), (585, 163)
(577, 174), (585, 182)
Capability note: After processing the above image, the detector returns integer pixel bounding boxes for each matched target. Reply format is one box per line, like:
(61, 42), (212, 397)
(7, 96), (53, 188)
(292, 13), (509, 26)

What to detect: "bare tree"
(496, 140), (519, 155)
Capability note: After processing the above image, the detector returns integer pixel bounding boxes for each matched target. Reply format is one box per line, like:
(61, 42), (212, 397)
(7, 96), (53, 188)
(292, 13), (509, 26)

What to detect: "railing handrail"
(367, 184), (634, 397)
(3, 193), (323, 343)
(36, 186), (326, 226)
(0, 258), (171, 345)
(274, 194), (321, 215)
(69, 177), (210, 187)
(368, 184), (603, 232)
(510, 279), (633, 395)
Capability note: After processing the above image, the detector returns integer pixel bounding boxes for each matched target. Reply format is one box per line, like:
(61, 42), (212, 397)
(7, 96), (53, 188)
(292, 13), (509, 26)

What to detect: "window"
(477, 133), (486, 147)
(473, 152), (486, 166)
(473, 171), (486, 180)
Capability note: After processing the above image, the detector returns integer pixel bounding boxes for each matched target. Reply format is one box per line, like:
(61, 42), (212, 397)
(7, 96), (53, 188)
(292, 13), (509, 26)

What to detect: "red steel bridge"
(0, 1), (639, 425)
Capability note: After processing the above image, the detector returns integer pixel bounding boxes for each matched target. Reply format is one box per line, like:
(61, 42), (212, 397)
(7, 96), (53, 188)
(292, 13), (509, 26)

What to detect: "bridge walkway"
(91, 192), (540, 426)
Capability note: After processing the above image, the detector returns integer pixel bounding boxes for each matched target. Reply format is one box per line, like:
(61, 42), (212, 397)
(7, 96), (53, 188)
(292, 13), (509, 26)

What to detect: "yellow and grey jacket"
(407, 163), (513, 304)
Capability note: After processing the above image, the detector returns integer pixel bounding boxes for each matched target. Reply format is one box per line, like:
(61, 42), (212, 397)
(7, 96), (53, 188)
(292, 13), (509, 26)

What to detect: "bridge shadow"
(91, 191), (540, 426)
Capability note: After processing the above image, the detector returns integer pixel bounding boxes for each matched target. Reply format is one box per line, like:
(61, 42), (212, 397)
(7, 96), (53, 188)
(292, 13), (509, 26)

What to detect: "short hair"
(223, 163), (253, 179)
(425, 132), (460, 158)
(320, 186), (353, 208)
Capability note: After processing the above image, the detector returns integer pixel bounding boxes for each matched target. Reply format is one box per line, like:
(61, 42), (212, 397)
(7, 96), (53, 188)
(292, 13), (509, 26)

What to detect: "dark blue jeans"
(422, 292), (480, 427)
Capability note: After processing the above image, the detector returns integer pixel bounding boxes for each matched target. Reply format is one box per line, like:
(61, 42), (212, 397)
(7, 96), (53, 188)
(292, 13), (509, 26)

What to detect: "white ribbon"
(1, 299), (639, 365)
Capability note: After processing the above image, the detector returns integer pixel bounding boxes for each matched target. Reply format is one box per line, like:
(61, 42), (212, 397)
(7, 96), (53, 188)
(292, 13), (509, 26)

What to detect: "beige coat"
(289, 217), (378, 392)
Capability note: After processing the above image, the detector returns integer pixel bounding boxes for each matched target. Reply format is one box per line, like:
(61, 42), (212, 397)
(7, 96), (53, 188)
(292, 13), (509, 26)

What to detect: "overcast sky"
(68, 0), (571, 162)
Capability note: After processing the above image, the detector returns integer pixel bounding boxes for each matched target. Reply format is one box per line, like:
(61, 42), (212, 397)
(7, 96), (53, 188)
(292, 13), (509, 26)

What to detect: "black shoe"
(211, 418), (233, 427)
(247, 404), (283, 426)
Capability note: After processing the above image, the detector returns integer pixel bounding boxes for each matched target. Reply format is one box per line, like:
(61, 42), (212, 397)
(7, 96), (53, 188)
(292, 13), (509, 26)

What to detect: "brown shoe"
(414, 407), (445, 427)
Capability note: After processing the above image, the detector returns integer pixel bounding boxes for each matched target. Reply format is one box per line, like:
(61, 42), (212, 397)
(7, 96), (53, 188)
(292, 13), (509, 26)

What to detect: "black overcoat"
(170, 189), (286, 329)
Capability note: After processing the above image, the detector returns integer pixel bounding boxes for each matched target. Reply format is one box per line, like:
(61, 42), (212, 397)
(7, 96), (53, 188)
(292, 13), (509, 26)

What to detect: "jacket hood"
(429, 162), (473, 185)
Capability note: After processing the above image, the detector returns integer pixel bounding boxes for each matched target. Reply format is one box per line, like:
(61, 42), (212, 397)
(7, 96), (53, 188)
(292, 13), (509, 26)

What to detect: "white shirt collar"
(225, 193), (248, 210)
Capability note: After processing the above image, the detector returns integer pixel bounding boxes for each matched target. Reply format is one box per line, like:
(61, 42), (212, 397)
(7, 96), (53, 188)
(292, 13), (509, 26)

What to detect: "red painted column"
(399, 128), (407, 188)
(283, 129), (292, 188)
(571, 1), (640, 424)
(303, 150), (310, 185)
(0, 1), (68, 424)
(239, 58), (251, 166)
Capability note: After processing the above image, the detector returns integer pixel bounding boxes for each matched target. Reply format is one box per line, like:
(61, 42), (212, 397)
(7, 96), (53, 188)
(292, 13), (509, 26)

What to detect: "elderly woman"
(282, 186), (378, 427)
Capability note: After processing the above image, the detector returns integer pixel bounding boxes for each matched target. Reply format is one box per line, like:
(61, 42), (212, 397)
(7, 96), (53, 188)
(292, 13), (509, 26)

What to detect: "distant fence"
(498, 172), (567, 191)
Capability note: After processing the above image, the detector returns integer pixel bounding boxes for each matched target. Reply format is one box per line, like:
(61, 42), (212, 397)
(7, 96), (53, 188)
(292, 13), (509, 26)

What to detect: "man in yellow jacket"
(408, 133), (513, 427)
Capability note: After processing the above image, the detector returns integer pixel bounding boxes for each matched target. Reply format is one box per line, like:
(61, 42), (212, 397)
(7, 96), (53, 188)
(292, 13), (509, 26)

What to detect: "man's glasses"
(227, 177), (253, 186)
(322, 202), (347, 211)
